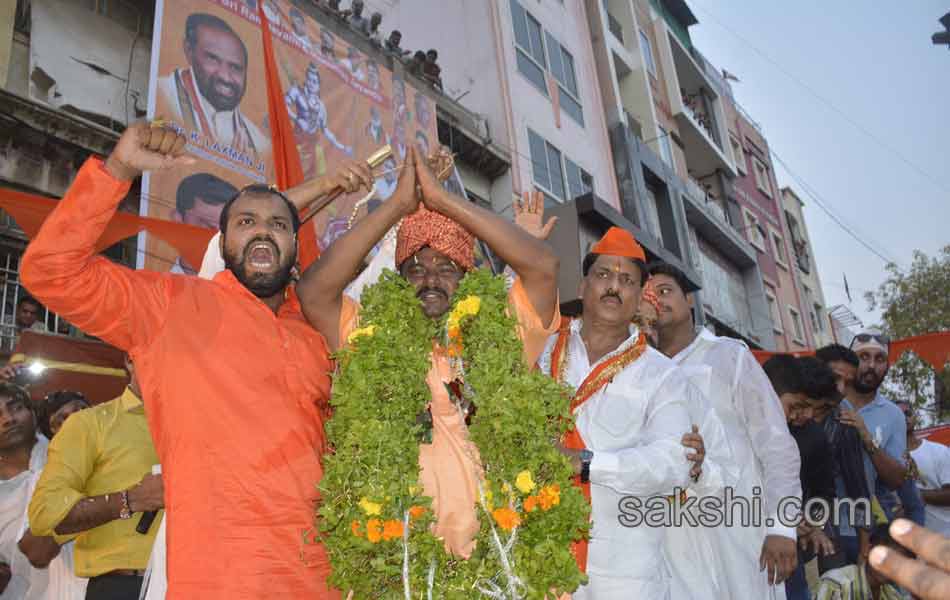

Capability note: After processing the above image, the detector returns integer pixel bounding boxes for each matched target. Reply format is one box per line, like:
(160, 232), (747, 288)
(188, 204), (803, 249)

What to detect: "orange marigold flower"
(366, 518), (383, 543)
(448, 326), (461, 340)
(382, 519), (405, 541)
(523, 496), (539, 513)
(491, 507), (522, 531)
(538, 484), (561, 511)
(351, 520), (363, 537)
(409, 505), (427, 521)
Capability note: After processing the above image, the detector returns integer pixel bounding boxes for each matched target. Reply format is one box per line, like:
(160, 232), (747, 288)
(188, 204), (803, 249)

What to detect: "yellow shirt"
(28, 388), (161, 576)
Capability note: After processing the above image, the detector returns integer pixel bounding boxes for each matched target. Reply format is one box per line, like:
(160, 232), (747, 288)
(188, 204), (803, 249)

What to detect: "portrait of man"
(170, 173), (238, 275)
(414, 130), (430, 158)
(285, 63), (353, 179)
(157, 13), (270, 161)
(392, 76), (408, 124)
(342, 46), (365, 81)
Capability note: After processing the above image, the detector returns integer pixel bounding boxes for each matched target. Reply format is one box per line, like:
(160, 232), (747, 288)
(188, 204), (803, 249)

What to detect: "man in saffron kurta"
(298, 147), (561, 558)
(19, 123), (371, 599)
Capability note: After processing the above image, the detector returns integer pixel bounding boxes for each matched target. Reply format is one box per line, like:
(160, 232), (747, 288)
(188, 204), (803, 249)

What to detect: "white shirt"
(538, 321), (693, 599)
(910, 439), (950, 536)
(0, 436), (48, 600)
(673, 329), (800, 599)
(16, 472), (87, 600)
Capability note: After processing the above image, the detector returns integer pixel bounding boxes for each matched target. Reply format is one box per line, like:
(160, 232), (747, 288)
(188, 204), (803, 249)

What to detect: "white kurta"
(0, 436), (48, 600)
(673, 329), (801, 599)
(662, 363), (741, 599)
(16, 472), (87, 600)
(539, 321), (693, 599)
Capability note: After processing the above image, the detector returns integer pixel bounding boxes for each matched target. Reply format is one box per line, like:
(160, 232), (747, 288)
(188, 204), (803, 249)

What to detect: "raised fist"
(104, 121), (193, 181)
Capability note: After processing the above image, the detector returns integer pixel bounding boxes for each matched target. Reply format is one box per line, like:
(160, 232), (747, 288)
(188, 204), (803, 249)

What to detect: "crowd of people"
(301, 0), (444, 89)
(0, 121), (947, 600)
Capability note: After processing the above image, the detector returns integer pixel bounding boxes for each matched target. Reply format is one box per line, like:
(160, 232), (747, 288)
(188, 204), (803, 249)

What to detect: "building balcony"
(681, 177), (756, 269)
(660, 30), (736, 179)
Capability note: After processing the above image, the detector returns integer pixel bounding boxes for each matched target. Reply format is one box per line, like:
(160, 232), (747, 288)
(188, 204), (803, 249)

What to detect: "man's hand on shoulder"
(104, 121), (194, 182)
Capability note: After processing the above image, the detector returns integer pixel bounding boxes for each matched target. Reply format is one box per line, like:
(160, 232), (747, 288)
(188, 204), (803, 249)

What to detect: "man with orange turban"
(297, 146), (560, 559)
(536, 227), (730, 599)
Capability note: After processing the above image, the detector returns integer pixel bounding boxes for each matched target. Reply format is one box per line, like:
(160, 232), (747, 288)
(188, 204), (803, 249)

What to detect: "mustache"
(417, 286), (448, 301)
(600, 291), (622, 304)
(210, 77), (240, 96)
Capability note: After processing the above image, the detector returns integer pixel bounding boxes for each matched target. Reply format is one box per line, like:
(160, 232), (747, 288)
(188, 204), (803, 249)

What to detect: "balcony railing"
(607, 11), (624, 44)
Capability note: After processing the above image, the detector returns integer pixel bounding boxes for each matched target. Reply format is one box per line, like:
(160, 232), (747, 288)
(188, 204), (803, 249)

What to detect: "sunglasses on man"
(849, 332), (890, 349)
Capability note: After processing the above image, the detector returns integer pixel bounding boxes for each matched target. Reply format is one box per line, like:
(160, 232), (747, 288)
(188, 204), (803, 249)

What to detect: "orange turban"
(395, 205), (475, 270)
(590, 227), (646, 262)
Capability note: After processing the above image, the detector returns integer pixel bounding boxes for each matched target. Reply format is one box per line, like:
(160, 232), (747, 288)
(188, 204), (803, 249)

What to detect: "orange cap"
(590, 227), (646, 262)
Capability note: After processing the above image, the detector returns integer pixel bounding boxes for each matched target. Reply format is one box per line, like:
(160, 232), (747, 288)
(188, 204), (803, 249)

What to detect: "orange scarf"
(548, 318), (647, 572)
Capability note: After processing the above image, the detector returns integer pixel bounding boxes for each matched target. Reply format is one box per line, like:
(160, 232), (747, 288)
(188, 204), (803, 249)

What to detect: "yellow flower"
(514, 470), (536, 494)
(501, 482), (512, 494)
(408, 484), (420, 496)
(359, 497), (382, 516)
(491, 507), (522, 531)
(446, 296), (482, 331)
(347, 325), (377, 344)
(455, 295), (481, 318)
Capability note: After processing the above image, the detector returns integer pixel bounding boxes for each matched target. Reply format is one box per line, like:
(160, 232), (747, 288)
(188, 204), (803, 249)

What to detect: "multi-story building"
(724, 96), (815, 352)
(781, 186), (837, 348)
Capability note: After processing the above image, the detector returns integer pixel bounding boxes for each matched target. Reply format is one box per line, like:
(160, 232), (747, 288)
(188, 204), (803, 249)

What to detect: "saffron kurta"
(20, 159), (337, 599)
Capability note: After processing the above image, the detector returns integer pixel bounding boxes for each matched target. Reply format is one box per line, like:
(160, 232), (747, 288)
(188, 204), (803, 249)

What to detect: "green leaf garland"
(319, 269), (589, 599)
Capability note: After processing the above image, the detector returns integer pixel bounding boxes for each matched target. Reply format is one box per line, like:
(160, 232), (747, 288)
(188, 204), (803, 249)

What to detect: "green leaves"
(321, 269), (587, 598)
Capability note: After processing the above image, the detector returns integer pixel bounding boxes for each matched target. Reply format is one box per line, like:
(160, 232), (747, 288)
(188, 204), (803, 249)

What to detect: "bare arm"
(922, 486), (950, 507)
(416, 152), (559, 325)
(17, 531), (60, 569)
(297, 148), (418, 351)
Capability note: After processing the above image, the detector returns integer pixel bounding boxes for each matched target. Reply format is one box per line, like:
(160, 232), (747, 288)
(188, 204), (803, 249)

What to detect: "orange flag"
(257, 4), (319, 269)
(0, 186), (214, 270)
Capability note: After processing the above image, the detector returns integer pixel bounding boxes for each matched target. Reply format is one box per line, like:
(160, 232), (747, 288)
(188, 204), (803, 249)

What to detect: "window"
(657, 127), (674, 167)
(565, 158), (593, 200)
(511, 1), (583, 124)
(769, 228), (788, 269)
(643, 183), (664, 245)
(545, 34), (584, 125)
(639, 30), (656, 76)
(765, 288), (783, 333)
(511, 1), (548, 94)
(743, 208), (767, 252)
(528, 128), (589, 202)
(813, 304), (826, 332)
(730, 136), (746, 174)
(788, 306), (805, 343)
(752, 156), (772, 197)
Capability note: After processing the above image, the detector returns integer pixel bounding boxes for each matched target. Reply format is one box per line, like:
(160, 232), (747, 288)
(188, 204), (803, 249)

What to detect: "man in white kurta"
(537, 228), (695, 598)
(650, 263), (802, 599)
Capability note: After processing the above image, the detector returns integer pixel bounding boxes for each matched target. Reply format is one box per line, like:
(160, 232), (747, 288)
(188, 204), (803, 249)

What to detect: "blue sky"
(687, 0), (950, 327)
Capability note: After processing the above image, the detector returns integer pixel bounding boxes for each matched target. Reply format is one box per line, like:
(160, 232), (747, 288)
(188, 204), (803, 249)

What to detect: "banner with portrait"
(143, 0), (438, 273)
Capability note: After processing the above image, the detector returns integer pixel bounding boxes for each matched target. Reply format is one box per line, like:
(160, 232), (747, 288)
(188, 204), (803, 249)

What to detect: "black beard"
(853, 373), (883, 395)
(224, 241), (295, 299)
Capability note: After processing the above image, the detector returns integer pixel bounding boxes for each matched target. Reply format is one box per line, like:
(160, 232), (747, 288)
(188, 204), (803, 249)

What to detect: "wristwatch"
(119, 490), (133, 520)
(579, 449), (594, 484)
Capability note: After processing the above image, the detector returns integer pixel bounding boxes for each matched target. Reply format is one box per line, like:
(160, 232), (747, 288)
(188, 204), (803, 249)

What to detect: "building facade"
(781, 186), (837, 348)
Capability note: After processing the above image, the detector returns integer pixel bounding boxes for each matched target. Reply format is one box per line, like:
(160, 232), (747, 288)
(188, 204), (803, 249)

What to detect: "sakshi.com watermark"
(617, 486), (872, 529)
